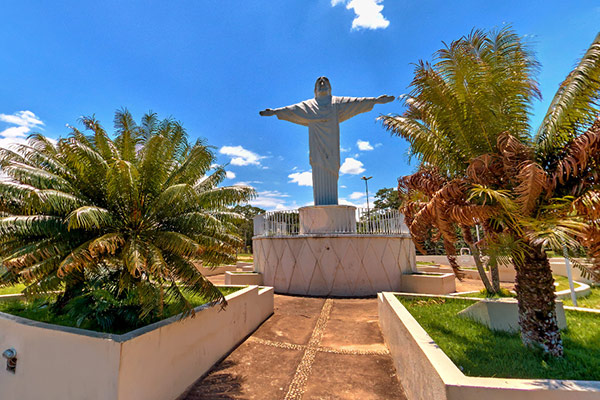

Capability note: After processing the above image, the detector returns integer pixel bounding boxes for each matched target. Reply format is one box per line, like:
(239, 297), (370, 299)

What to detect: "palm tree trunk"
(489, 256), (501, 292)
(481, 220), (501, 292)
(461, 225), (495, 293)
(512, 240), (563, 356)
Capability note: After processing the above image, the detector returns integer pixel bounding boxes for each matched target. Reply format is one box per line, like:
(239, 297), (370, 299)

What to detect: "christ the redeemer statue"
(259, 76), (394, 206)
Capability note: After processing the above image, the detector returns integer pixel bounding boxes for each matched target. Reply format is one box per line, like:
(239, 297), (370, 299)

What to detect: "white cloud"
(340, 157), (365, 175)
(341, 146), (351, 153)
(0, 111), (44, 128)
(251, 190), (293, 211)
(225, 170), (236, 179)
(0, 110), (45, 151)
(288, 171), (313, 187)
(339, 198), (368, 208)
(357, 139), (374, 151)
(232, 180), (263, 189)
(219, 145), (265, 167)
(332, 0), (390, 30)
(349, 191), (366, 200)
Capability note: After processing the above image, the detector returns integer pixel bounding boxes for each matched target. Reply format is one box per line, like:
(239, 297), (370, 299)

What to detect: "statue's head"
(314, 76), (332, 98)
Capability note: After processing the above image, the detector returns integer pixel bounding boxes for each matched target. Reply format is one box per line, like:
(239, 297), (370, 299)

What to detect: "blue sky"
(1, 1), (599, 210)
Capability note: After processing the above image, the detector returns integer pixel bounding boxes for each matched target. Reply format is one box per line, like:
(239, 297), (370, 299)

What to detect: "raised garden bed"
(378, 292), (600, 400)
(401, 272), (456, 294)
(225, 271), (263, 286)
(0, 286), (241, 334)
(0, 285), (274, 400)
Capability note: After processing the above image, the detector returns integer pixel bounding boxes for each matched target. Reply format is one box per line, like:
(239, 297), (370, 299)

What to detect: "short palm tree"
(0, 110), (255, 329)
(381, 28), (600, 356)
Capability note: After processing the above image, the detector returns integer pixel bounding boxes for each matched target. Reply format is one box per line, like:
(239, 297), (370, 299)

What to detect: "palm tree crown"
(0, 109), (255, 326)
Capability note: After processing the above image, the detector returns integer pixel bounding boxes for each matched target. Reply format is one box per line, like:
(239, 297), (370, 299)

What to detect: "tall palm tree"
(384, 27), (540, 292)
(381, 28), (600, 356)
(0, 109), (255, 327)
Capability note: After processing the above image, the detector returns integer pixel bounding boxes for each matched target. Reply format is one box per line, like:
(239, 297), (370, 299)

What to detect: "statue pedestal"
(299, 205), (356, 234)
(253, 204), (416, 297)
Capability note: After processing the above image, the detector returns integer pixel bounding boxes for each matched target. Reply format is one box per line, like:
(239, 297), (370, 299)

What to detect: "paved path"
(182, 295), (406, 400)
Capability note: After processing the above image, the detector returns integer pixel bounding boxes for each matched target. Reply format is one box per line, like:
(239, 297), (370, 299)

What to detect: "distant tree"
(373, 187), (402, 210)
(232, 204), (265, 251)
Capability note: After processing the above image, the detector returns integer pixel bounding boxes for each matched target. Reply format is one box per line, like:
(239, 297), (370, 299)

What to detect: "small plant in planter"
(0, 109), (255, 332)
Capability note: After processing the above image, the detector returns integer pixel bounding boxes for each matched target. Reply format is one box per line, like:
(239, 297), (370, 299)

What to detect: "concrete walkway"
(182, 295), (406, 400)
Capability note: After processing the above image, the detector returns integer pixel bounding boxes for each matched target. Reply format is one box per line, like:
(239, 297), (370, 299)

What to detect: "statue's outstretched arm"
(336, 95), (395, 123)
(259, 108), (276, 116)
(259, 102), (312, 126)
(375, 95), (395, 104)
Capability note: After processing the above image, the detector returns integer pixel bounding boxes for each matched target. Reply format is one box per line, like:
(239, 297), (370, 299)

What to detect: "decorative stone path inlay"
(283, 298), (334, 400)
(248, 336), (390, 356)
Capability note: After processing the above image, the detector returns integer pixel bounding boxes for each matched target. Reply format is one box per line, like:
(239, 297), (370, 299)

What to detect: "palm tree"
(384, 27), (540, 292)
(381, 28), (600, 356)
(0, 109), (255, 329)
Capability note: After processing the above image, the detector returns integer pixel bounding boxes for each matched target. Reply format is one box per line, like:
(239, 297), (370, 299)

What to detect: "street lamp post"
(361, 176), (373, 233)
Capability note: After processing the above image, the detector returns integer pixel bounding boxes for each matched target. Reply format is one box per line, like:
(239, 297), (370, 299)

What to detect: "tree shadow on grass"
(182, 360), (245, 400)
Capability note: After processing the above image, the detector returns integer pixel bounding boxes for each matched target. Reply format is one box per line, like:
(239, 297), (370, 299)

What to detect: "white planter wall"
(378, 292), (600, 400)
(0, 285), (274, 400)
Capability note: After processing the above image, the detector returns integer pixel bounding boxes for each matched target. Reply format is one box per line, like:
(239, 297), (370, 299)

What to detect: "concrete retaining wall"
(0, 285), (274, 400)
(378, 292), (600, 400)
(418, 256), (596, 285)
(401, 273), (456, 294)
(225, 272), (263, 285)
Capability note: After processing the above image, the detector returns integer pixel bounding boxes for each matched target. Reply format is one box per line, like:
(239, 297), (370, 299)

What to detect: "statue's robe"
(274, 95), (379, 205)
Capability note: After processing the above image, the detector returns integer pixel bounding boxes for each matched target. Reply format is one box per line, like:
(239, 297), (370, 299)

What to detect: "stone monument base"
(299, 205), (357, 234)
(253, 234), (415, 296)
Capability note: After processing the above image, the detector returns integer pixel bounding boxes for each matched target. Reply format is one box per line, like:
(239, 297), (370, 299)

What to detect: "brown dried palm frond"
(447, 204), (496, 225)
(575, 222), (600, 278)
(514, 161), (549, 215)
(549, 119), (600, 187)
(435, 178), (468, 203)
(573, 190), (600, 219)
(466, 154), (504, 185)
(398, 166), (447, 197)
(497, 132), (532, 180)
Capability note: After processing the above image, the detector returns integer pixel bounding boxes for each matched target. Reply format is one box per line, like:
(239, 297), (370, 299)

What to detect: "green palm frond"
(535, 32), (600, 158)
(382, 27), (539, 177)
(65, 206), (113, 230)
(154, 231), (203, 259)
(196, 185), (256, 208)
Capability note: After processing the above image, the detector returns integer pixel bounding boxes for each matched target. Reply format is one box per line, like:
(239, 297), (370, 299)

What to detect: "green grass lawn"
(237, 253), (253, 263)
(0, 286), (242, 334)
(553, 275), (576, 292)
(416, 261), (437, 266)
(458, 288), (515, 298)
(460, 276), (579, 299)
(0, 284), (27, 295)
(563, 286), (600, 309)
(397, 296), (600, 380)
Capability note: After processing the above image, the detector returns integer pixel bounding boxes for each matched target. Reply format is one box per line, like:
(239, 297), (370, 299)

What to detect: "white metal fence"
(253, 209), (300, 237)
(253, 208), (408, 236)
